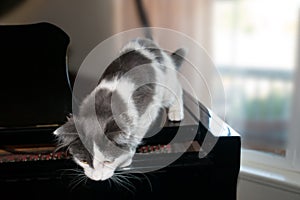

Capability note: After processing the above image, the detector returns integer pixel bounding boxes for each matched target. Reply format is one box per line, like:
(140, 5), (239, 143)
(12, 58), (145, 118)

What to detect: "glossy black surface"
(0, 91), (240, 200)
(0, 22), (72, 128)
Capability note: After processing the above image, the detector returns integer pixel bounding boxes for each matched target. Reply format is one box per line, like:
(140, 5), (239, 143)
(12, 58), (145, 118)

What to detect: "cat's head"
(54, 116), (138, 181)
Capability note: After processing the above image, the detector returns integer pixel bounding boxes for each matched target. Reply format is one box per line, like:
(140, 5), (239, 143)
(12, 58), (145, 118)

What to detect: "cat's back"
(99, 38), (167, 82)
(94, 38), (166, 118)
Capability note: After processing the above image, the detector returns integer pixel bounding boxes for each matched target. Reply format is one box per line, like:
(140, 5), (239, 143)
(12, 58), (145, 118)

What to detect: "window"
(213, 0), (300, 171)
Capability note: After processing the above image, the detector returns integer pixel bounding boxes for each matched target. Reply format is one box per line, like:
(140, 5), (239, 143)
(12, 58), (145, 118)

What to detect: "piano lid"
(0, 22), (72, 129)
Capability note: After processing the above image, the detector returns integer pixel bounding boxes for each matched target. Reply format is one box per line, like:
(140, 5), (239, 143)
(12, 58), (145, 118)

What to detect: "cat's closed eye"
(103, 160), (114, 165)
(80, 160), (88, 164)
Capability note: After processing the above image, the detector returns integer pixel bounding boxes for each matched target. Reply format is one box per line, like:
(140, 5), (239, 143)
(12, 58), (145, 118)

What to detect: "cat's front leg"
(168, 100), (184, 121)
(167, 86), (184, 122)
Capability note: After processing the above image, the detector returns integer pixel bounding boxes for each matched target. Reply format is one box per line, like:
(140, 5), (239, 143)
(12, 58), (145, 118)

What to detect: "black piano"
(0, 22), (241, 200)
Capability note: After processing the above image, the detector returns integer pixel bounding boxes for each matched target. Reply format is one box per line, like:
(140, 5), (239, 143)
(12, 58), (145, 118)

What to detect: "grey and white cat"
(54, 38), (186, 181)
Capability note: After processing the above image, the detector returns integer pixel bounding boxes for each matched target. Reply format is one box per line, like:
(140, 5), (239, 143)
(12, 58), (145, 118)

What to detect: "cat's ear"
(171, 48), (187, 68)
(53, 117), (79, 147)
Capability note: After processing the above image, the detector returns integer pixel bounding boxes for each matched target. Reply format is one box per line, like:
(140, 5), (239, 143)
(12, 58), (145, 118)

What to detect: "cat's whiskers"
(107, 178), (112, 188)
(60, 168), (83, 172)
(58, 167), (88, 190)
(69, 173), (88, 191)
(115, 170), (152, 192)
(111, 174), (136, 194)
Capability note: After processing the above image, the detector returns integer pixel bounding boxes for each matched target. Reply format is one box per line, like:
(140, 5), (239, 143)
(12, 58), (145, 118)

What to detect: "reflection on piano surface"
(0, 22), (240, 200)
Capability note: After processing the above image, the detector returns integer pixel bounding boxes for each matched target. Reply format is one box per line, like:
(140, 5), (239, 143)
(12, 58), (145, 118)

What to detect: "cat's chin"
(84, 170), (114, 181)
(87, 174), (113, 181)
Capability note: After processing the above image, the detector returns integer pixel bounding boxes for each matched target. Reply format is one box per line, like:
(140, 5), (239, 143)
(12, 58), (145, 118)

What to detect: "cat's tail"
(135, 0), (187, 69)
(135, 0), (153, 40)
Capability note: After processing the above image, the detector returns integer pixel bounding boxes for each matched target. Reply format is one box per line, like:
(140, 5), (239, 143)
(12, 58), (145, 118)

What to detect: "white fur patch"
(53, 129), (59, 135)
(115, 78), (135, 102)
(86, 77), (140, 133)
(93, 142), (106, 166)
(138, 48), (156, 60)
(115, 78), (139, 128)
(121, 39), (156, 61)
(121, 40), (142, 53)
(53, 126), (63, 136)
(98, 78), (119, 91)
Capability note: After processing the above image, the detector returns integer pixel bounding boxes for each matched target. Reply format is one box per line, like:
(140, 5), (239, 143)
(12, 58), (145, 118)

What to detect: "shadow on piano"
(0, 22), (241, 200)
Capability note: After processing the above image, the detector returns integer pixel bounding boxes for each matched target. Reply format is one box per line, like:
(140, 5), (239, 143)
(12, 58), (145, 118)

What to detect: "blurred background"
(212, 0), (299, 157)
(0, 0), (299, 198)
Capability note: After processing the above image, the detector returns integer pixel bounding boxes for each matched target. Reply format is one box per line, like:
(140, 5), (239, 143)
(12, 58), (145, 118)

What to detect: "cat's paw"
(168, 109), (184, 122)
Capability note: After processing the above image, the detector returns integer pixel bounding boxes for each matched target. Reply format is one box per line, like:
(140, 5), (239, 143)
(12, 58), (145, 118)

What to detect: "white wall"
(238, 175), (300, 200)
(237, 171), (300, 200)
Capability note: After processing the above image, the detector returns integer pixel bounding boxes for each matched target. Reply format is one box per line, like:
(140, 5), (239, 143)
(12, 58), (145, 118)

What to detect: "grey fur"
(99, 50), (151, 82)
(136, 38), (164, 63)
